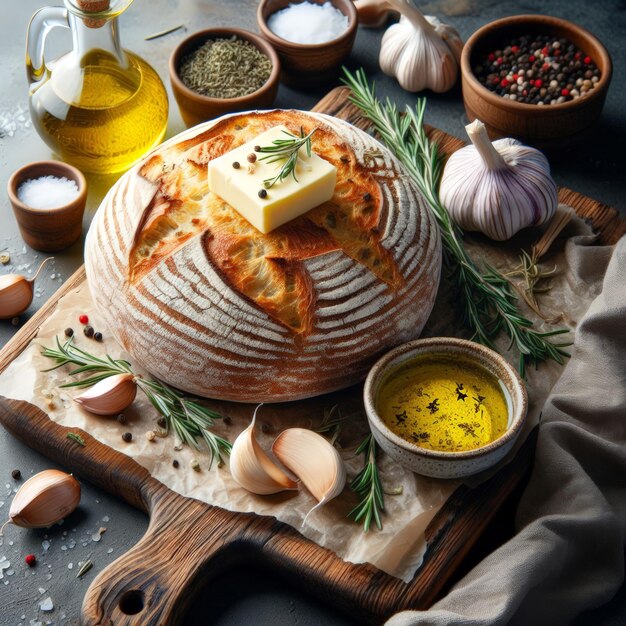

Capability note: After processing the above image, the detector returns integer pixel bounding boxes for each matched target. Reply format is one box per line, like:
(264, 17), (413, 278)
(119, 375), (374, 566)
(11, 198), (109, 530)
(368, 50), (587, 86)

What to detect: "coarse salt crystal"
(17, 175), (79, 210)
(267, 1), (348, 44)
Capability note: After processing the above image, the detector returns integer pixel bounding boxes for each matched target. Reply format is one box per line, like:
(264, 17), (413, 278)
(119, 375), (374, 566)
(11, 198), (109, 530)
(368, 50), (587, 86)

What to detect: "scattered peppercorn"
(83, 325), (94, 338)
(254, 145), (261, 152)
(25, 554), (37, 567)
(473, 34), (600, 105)
(223, 415), (232, 425)
(122, 432), (132, 442)
(117, 413), (127, 424)
(79, 314), (89, 324)
(258, 189), (268, 199)
(11, 317), (20, 327)
(94, 331), (103, 342)
(11, 469), (21, 480)
(260, 422), (272, 434)
(64, 327), (74, 338)
(172, 459), (180, 468)
(191, 458), (201, 472)
(157, 417), (167, 428)
(232, 161), (241, 169)
(247, 153), (257, 163)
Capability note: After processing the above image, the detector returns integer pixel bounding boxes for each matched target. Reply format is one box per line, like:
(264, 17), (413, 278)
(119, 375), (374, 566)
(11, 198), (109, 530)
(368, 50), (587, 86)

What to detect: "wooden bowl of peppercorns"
(461, 15), (612, 150)
(169, 28), (281, 128)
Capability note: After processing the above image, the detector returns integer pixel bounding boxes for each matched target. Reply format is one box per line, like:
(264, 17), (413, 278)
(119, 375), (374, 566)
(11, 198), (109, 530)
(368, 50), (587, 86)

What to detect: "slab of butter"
(208, 125), (337, 234)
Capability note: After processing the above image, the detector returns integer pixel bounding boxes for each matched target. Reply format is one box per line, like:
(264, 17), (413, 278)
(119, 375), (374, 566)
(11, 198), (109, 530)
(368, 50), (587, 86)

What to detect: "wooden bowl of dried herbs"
(169, 28), (281, 127)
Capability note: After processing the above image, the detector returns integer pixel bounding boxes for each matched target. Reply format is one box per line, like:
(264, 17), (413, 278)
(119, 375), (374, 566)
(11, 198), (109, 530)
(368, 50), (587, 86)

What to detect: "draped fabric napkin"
(388, 235), (626, 625)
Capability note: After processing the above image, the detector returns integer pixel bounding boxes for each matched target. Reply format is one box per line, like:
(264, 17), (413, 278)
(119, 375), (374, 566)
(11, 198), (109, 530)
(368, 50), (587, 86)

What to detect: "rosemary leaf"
(341, 67), (571, 375)
(67, 432), (86, 447)
(41, 337), (230, 468)
(349, 434), (384, 532)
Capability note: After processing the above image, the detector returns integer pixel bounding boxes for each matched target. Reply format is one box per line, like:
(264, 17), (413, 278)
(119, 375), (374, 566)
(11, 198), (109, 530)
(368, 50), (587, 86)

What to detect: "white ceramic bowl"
(363, 337), (528, 479)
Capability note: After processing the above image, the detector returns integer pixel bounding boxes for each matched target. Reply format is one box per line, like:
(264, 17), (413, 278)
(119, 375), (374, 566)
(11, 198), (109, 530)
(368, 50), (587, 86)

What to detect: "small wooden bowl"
(169, 28), (281, 128)
(7, 161), (87, 252)
(363, 338), (528, 479)
(461, 15), (612, 149)
(257, 0), (358, 87)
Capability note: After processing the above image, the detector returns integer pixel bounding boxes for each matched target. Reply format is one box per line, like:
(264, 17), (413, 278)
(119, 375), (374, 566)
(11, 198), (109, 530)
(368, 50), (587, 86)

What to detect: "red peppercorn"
(534, 79), (543, 88)
(529, 55), (536, 62)
(488, 53), (495, 62)
(491, 75), (500, 85)
(511, 45), (519, 53)
(542, 47), (549, 56)
(500, 78), (509, 88)
(542, 63), (550, 72)
(561, 88), (570, 97)
(512, 73), (519, 81)
(554, 48), (561, 56)
(25, 554), (37, 567)
(583, 56), (592, 65)
(79, 314), (89, 325)
(574, 52), (581, 60)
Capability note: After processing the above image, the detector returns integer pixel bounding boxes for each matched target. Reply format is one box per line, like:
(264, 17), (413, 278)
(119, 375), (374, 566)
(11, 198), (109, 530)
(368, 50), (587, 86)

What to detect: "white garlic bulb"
(379, 0), (462, 93)
(439, 120), (558, 241)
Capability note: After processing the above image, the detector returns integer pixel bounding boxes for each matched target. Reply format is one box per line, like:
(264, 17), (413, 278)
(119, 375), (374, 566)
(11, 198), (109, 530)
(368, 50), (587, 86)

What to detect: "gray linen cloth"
(388, 235), (626, 625)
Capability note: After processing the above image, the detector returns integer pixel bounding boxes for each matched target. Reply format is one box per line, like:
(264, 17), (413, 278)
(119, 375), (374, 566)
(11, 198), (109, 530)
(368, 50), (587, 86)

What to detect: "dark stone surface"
(0, 0), (624, 624)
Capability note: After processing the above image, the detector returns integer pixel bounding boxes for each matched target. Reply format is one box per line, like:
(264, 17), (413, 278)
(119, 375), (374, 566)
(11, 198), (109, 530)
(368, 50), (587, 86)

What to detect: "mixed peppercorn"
(473, 34), (600, 105)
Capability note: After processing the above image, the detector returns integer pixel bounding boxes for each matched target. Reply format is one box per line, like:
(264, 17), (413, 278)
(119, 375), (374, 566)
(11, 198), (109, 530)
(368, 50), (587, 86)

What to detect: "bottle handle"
(26, 6), (70, 84)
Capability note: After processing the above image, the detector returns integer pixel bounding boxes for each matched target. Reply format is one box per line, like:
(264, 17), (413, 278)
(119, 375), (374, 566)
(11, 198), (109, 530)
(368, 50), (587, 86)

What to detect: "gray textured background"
(0, 0), (624, 623)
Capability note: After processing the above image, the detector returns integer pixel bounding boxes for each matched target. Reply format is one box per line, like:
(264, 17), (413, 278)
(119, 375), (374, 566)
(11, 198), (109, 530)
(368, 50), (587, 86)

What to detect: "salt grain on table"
(39, 597), (54, 612)
(17, 176), (79, 210)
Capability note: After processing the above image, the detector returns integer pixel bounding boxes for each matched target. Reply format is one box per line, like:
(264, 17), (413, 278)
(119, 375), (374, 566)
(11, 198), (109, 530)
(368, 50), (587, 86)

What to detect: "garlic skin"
(440, 120), (558, 241)
(354, 0), (394, 28)
(272, 428), (346, 509)
(0, 257), (53, 319)
(8, 469), (81, 529)
(230, 407), (298, 495)
(74, 373), (137, 415)
(379, 0), (462, 93)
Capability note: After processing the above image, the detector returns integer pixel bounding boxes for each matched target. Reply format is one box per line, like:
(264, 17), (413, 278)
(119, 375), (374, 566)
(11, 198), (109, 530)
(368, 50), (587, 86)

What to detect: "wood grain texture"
(0, 86), (623, 625)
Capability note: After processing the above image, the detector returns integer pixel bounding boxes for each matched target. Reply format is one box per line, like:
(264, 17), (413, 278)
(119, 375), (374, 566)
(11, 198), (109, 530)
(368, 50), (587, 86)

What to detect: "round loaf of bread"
(85, 110), (441, 402)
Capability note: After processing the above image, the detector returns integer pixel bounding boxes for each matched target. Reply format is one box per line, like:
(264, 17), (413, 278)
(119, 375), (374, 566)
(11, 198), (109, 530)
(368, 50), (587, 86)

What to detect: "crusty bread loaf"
(85, 110), (441, 402)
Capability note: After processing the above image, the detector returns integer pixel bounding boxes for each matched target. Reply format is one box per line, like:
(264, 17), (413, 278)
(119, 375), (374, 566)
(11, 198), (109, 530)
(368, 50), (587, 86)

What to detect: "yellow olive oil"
(29, 49), (168, 174)
(377, 354), (509, 452)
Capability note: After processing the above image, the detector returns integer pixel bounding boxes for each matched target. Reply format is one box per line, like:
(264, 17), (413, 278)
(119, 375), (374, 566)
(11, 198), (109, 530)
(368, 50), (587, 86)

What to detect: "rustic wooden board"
(0, 87), (623, 625)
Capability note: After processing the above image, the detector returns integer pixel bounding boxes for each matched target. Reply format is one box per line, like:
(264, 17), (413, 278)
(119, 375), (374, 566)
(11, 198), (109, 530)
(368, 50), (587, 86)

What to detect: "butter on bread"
(85, 110), (441, 402)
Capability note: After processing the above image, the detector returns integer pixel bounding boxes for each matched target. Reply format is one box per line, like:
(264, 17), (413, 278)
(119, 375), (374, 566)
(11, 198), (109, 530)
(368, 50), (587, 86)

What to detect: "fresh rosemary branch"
(41, 337), (231, 467)
(342, 67), (571, 376)
(349, 434), (384, 532)
(258, 127), (316, 189)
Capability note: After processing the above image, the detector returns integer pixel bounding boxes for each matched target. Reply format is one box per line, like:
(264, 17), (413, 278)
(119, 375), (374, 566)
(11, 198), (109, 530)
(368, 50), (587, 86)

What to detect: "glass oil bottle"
(26, 0), (168, 174)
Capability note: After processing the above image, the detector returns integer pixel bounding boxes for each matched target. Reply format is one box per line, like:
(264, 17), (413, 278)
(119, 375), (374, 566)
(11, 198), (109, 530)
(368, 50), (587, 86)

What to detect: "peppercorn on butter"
(208, 125), (337, 233)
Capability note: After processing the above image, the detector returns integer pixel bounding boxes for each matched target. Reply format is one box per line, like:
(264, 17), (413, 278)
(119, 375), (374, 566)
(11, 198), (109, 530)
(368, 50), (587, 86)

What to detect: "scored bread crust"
(85, 110), (441, 402)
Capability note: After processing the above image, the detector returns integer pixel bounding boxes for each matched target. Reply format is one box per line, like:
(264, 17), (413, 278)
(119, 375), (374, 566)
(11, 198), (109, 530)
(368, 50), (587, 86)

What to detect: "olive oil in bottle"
(27, 1), (169, 174)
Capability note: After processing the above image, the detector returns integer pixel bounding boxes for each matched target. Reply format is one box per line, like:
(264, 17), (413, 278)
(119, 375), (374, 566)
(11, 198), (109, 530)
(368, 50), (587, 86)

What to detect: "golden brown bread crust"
(85, 110), (441, 402)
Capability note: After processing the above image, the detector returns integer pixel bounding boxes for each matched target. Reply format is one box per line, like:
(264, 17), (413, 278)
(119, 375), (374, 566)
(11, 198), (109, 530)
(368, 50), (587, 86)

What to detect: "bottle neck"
(68, 11), (125, 65)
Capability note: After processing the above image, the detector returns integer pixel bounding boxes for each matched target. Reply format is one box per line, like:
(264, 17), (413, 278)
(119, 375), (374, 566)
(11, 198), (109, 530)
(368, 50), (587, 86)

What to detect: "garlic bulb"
(440, 120), (558, 241)
(73, 373), (137, 415)
(354, 0), (394, 28)
(3, 470), (81, 531)
(0, 257), (53, 319)
(272, 428), (346, 514)
(379, 0), (462, 93)
(230, 406), (298, 495)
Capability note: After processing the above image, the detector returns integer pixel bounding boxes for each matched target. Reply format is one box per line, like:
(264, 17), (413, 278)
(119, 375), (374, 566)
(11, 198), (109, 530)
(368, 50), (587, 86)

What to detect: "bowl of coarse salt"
(257, 0), (358, 87)
(7, 161), (87, 252)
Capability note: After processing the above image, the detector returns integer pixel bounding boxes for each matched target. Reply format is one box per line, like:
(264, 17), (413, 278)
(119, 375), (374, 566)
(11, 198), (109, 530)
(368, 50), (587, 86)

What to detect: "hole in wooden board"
(119, 589), (145, 615)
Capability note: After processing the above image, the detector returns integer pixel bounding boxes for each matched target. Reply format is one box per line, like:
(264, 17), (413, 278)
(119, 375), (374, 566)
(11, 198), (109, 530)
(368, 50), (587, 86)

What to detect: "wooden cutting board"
(0, 87), (623, 626)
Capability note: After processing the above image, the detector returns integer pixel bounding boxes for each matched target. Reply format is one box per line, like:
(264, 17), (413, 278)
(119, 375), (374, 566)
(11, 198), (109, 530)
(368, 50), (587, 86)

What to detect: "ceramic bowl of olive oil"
(364, 338), (527, 479)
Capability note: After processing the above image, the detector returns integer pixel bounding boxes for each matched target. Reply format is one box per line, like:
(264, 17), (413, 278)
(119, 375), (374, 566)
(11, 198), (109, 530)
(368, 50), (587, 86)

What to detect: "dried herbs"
(179, 36), (272, 99)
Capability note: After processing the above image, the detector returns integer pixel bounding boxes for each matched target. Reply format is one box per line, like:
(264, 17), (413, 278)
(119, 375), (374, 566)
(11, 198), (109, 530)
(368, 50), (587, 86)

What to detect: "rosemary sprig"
(342, 68), (571, 376)
(349, 434), (384, 532)
(41, 337), (231, 467)
(258, 127), (316, 189)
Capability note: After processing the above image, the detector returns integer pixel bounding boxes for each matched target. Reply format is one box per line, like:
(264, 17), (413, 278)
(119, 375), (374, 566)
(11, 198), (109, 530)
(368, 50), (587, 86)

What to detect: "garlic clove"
(0, 257), (53, 320)
(7, 469), (80, 529)
(74, 373), (137, 415)
(439, 119), (558, 241)
(230, 406), (298, 495)
(272, 428), (346, 508)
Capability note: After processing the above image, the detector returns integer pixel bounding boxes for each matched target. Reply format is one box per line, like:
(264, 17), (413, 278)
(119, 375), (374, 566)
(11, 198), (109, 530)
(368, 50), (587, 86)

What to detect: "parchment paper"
(0, 207), (610, 582)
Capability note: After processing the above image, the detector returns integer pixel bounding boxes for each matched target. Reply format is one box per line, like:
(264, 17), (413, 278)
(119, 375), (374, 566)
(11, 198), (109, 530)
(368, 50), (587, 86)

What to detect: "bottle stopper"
(75, 0), (111, 28)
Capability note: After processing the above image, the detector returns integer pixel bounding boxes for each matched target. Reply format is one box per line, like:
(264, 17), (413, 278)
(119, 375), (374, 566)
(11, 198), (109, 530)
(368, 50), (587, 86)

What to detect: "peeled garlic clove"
(0, 257), (53, 320)
(355, 0), (395, 28)
(379, 0), (462, 93)
(439, 120), (558, 241)
(74, 373), (137, 415)
(272, 428), (346, 508)
(230, 407), (298, 495)
(8, 469), (80, 529)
